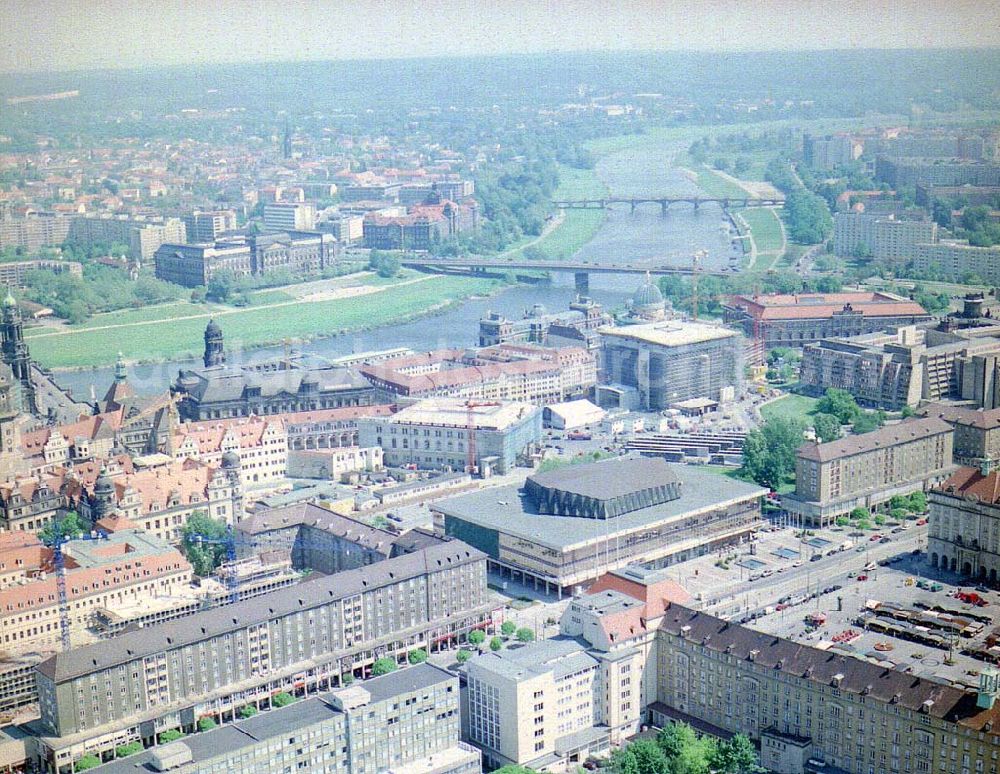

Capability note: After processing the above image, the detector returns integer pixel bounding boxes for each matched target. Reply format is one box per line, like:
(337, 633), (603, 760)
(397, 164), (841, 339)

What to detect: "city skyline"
(1, 0), (999, 75)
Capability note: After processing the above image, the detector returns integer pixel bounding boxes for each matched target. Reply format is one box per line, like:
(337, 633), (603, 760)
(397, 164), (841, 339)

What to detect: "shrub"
(272, 692), (295, 708)
(158, 729), (185, 744)
(238, 706), (258, 719)
(196, 717), (217, 732)
(456, 649), (472, 664)
(500, 620), (517, 637)
(408, 649), (428, 665)
(372, 657), (397, 676)
(341, 673), (354, 685)
(516, 627), (535, 643)
(835, 516), (849, 527)
(468, 629), (486, 646)
(115, 742), (143, 758)
(74, 755), (102, 771)
(874, 514), (887, 526)
(850, 507), (869, 521)
(489, 636), (503, 651)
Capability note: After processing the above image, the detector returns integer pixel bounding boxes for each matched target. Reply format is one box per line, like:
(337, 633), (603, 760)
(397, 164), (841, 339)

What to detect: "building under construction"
(597, 320), (743, 411)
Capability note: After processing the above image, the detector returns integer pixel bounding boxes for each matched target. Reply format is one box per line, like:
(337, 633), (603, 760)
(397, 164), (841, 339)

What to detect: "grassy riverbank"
(28, 274), (499, 369)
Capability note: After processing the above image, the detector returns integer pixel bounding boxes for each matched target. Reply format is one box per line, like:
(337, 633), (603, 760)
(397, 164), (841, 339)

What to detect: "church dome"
(633, 275), (664, 309)
(2, 291), (16, 309)
(205, 318), (222, 336)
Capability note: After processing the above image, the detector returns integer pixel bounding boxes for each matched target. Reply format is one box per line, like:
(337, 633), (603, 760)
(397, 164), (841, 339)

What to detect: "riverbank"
(29, 273), (501, 370)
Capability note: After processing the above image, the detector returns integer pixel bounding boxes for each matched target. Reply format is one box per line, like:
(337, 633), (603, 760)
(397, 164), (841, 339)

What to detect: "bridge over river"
(553, 195), (784, 214)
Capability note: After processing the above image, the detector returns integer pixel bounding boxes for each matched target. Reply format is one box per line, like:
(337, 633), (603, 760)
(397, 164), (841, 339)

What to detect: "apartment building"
(913, 241), (1000, 284)
(0, 214), (72, 253)
(182, 210), (237, 242)
(68, 215), (187, 262)
(654, 604), (1000, 774)
(0, 528), (191, 655)
(357, 398), (542, 475)
(920, 404), (1000, 468)
(0, 260), (82, 289)
(31, 536), (492, 770)
(875, 157), (1000, 188)
(262, 202), (316, 231)
(172, 415), (287, 488)
(782, 417), (956, 526)
(85, 664), (479, 774)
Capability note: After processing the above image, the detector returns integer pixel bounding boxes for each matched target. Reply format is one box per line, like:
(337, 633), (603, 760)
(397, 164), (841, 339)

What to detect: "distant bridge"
(400, 257), (733, 295)
(553, 196), (784, 214)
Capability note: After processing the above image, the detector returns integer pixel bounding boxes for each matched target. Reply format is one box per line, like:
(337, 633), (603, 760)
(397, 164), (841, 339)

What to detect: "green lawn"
(555, 163), (607, 200)
(740, 208), (784, 255)
(760, 393), (819, 425)
(25, 301), (227, 336)
(31, 275), (498, 369)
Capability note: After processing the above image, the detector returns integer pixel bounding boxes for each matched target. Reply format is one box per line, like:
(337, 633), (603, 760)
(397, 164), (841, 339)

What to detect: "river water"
(55, 139), (741, 399)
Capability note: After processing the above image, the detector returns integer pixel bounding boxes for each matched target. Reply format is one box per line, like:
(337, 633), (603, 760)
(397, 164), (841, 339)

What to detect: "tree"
(158, 729), (185, 743)
(468, 629), (486, 646)
(39, 511), (86, 545)
(180, 511), (230, 576)
(874, 513), (887, 526)
(238, 706), (258, 719)
(890, 508), (907, 522)
(197, 717), (217, 732)
(611, 740), (670, 774)
(272, 692), (296, 707)
(656, 722), (716, 774)
(372, 657), (397, 676)
(835, 516), (850, 527)
(811, 413), (842, 443)
(74, 755), (102, 771)
(500, 620), (517, 637)
(711, 734), (764, 773)
(852, 410), (886, 435)
(901, 405), (915, 418)
(741, 417), (804, 490)
(115, 742), (144, 758)
(909, 491), (927, 513)
(816, 388), (861, 425)
(492, 767), (535, 774)
(456, 649), (472, 664)
(489, 636), (503, 651)
(516, 627), (535, 642)
(408, 648), (428, 664)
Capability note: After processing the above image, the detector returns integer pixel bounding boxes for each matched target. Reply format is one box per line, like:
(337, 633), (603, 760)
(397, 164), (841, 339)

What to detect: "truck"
(840, 540), (854, 551)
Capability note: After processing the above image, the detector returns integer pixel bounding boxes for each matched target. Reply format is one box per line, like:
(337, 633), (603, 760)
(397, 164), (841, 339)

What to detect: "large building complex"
(912, 240), (1000, 285)
(182, 210), (237, 242)
(67, 215), (187, 262)
(723, 291), (931, 351)
(929, 466), (1000, 581)
(782, 417), (956, 526)
(87, 664), (479, 774)
(172, 415), (288, 488)
(153, 230), (336, 287)
(875, 157), (1000, 188)
(433, 457), (765, 594)
(30, 526), (492, 771)
(598, 321), (743, 411)
(357, 399), (542, 475)
(920, 403), (1000, 468)
(0, 213), (72, 254)
(799, 324), (1000, 409)
(831, 211), (937, 262)
(0, 259), (82, 290)
(478, 297), (611, 348)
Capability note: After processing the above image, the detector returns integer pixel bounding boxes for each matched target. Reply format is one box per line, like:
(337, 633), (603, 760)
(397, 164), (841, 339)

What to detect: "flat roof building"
(433, 457), (765, 594)
(599, 321), (743, 410)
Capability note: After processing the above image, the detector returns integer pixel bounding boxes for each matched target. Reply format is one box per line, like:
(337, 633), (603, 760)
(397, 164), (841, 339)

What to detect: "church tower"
(1, 291), (37, 415)
(204, 319), (225, 368)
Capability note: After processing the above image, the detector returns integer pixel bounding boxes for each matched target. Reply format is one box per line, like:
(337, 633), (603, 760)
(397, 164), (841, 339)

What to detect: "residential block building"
(31, 534), (492, 771)
(85, 664), (479, 774)
(912, 241), (1000, 285)
(782, 417), (956, 526)
(182, 210), (237, 242)
(68, 215), (187, 262)
(172, 415), (288, 488)
(920, 404), (1000, 468)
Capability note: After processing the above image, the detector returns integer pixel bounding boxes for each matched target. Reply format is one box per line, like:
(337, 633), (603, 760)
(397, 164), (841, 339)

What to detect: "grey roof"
(238, 502), (397, 554)
(526, 457), (679, 501)
(177, 365), (371, 404)
(38, 540), (484, 684)
(86, 664), (454, 773)
(797, 417), (953, 463)
(658, 604), (998, 727)
(470, 638), (597, 682)
(435, 463), (766, 551)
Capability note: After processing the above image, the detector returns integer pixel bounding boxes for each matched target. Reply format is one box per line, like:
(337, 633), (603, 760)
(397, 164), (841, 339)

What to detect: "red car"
(857, 574), (869, 581)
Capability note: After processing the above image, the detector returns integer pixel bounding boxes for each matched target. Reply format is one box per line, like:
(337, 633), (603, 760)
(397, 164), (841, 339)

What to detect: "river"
(54, 139), (741, 399)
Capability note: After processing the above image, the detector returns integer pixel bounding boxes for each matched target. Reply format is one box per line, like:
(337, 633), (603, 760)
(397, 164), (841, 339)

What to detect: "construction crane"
(690, 249), (707, 321)
(42, 524), (108, 652)
(465, 400), (500, 474)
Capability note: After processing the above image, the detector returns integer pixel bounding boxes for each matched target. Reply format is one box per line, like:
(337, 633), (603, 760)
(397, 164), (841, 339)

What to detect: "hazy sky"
(2, 0), (999, 74)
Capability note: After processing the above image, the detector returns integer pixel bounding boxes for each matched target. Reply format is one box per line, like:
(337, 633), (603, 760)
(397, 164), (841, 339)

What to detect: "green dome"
(633, 275), (664, 309)
(2, 291), (16, 309)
